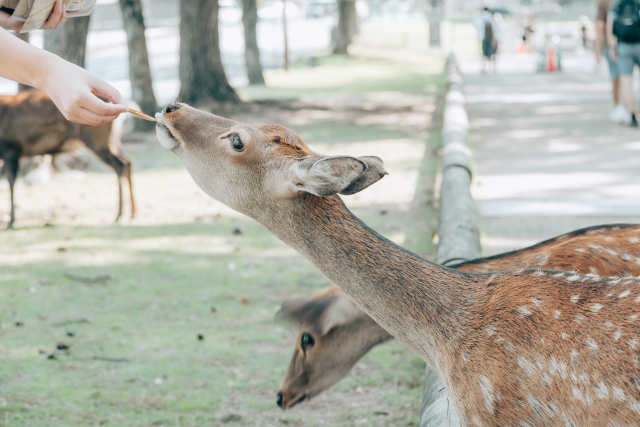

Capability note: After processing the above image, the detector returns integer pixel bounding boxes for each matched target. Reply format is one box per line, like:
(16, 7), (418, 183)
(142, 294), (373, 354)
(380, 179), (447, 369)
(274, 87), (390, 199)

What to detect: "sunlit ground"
(0, 38), (445, 426)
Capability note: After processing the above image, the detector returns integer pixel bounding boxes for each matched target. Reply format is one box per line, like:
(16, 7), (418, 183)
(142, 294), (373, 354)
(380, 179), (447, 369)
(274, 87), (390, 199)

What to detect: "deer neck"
(255, 195), (477, 371)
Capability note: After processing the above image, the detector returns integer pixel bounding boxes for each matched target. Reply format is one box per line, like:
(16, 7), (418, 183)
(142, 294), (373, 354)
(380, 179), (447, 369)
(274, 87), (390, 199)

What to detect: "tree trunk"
(43, 16), (91, 67)
(333, 0), (358, 55)
(179, 0), (239, 104)
(14, 32), (32, 91)
(119, 0), (159, 131)
(241, 0), (265, 84)
(428, 0), (441, 48)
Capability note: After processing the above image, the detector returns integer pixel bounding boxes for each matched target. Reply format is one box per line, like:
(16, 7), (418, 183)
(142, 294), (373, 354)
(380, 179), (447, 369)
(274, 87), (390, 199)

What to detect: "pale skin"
(607, 12), (634, 115)
(0, 0), (127, 125)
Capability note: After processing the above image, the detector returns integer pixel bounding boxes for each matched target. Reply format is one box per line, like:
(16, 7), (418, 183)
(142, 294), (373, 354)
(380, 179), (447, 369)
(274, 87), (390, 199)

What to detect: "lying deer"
(156, 103), (640, 426)
(0, 90), (135, 228)
(277, 223), (640, 409)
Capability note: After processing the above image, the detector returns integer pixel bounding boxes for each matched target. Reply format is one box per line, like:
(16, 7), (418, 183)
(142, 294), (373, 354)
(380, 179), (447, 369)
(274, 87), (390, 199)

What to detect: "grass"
(0, 38), (445, 426)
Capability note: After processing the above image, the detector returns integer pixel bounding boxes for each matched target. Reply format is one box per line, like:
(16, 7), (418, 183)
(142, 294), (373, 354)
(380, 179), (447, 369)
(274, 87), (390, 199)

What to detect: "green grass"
(0, 42), (444, 427)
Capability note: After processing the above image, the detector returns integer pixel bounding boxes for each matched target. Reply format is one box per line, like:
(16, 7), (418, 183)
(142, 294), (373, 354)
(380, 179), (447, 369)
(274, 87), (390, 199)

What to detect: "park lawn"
(0, 46), (444, 427)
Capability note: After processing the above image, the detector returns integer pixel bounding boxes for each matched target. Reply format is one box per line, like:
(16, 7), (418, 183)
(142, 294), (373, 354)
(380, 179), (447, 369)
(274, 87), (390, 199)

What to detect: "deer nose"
(162, 103), (180, 114)
(276, 392), (284, 408)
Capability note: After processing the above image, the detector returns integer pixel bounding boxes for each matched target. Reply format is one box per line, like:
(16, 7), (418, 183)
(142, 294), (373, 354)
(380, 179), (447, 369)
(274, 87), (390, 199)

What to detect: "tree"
(179, 0), (239, 104)
(429, 0), (441, 48)
(43, 16), (91, 67)
(119, 0), (159, 131)
(333, 0), (358, 54)
(241, 0), (265, 84)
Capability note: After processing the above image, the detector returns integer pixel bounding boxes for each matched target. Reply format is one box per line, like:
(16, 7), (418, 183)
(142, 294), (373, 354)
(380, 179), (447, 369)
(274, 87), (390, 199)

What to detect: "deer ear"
(276, 295), (361, 336)
(339, 156), (387, 195)
(319, 296), (362, 335)
(292, 156), (367, 197)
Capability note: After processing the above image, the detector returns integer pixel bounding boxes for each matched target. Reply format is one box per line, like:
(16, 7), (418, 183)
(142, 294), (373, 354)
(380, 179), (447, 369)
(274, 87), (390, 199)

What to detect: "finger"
(89, 79), (128, 108)
(78, 91), (127, 117)
(3, 16), (24, 31)
(41, 0), (63, 29)
(73, 107), (120, 126)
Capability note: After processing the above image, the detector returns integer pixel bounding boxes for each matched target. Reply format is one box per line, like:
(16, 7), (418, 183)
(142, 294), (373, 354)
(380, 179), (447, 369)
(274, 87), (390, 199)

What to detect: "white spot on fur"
(517, 355), (536, 376)
(479, 375), (500, 415)
(541, 373), (552, 386)
(570, 295), (580, 303)
(620, 290), (631, 298)
(613, 387), (626, 401)
(635, 295), (640, 303)
(532, 298), (544, 307)
(586, 338), (599, 353)
(554, 310), (561, 319)
(540, 337), (546, 345)
(534, 270), (546, 276)
(561, 332), (569, 340)
(594, 382), (609, 399)
(629, 338), (639, 350)
(504, 341), (516, 352)
(614, 329), (623, 341)
(609, 277), (622, 285)
(588, 266), (596, 273)
(486, 324), (496, 336)
(534, 253), (548, 266)
(571, 349), (580, 361)
(574, 247), (585, 253)
(591, 303), (603, 312)
(462, 352), (470, 362)
(575, 313), (586, 323)
(566, 274), (581, 282)
(604, 321), (614, 330)
(630, 314), (638, 322)
(517, 306), (532, 317)
(631, 237), (639, 243)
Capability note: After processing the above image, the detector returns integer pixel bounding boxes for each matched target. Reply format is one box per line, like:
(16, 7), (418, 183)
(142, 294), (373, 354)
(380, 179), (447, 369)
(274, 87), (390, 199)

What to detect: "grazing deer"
(0, 90), (135, 228)
(277, 224), (640, 409)
(155, 103), (640, 427)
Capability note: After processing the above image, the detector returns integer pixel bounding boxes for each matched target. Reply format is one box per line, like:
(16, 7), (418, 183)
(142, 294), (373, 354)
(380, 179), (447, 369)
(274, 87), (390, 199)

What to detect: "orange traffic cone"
(547, 46), (556, 72)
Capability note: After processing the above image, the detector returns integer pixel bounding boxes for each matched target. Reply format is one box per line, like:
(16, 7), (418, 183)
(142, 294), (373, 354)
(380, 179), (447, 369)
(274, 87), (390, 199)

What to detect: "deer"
(276, 223), (640, 409)
(0, 90), (135, 228)
(155, 102), (640, 427)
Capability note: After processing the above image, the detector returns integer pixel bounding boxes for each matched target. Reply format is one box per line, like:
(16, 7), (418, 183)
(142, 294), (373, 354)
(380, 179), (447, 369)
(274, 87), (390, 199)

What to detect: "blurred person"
(474, 7), (499, 73)
(607, 0), (640, 127)
(0, 0), (127, 125)
(595, 0), (622, 121)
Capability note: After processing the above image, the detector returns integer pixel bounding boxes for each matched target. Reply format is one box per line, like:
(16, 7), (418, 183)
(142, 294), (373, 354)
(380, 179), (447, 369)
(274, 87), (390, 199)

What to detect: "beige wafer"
(127, 108), (157, 122)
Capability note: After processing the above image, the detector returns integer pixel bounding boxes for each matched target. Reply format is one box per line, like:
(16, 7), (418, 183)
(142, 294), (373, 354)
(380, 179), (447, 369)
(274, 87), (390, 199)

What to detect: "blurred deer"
(156, 103), (640, 426)
(277, 223), (640, 408)
(0, 90), (135, 228)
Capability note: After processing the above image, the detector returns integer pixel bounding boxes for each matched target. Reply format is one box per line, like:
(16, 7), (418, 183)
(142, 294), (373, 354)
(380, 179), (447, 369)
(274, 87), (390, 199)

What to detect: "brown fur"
(0, 90), (135, 228)
(277, 224), (640, 409)
(156, 103), (640, 427)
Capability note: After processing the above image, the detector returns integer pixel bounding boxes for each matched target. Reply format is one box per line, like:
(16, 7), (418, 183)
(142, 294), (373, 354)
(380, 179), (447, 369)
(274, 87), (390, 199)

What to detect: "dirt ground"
(0, 45), (444, 426)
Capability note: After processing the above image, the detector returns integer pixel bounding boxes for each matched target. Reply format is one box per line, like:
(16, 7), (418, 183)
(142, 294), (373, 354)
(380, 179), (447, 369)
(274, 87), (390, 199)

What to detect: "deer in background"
(0, 90), (135, 228)
(155, 103), (640, 426)
(276, 223), (640, 409)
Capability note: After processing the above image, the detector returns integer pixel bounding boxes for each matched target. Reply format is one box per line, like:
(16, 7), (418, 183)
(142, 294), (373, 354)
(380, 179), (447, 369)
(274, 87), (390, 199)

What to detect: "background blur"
(0, 0), (636, 426)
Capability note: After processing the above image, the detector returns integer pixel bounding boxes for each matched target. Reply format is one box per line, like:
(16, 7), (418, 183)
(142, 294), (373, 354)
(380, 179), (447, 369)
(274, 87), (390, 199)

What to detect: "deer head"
(275, 288), (392, 409)
(155, 104), (387, 217)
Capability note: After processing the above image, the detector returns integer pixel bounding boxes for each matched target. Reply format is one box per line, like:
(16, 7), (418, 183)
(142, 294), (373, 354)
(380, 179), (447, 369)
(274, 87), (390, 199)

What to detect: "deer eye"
(301, 333), (315, 351)
(230, 134), (244, 152)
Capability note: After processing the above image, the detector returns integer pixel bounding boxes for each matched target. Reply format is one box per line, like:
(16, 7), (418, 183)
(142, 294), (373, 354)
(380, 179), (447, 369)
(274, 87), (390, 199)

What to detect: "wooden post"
(419, 54), (480, 427)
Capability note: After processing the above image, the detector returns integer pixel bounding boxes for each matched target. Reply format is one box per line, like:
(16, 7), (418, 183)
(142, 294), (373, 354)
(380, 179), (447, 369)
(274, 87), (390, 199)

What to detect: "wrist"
(30, 51), (64, 91)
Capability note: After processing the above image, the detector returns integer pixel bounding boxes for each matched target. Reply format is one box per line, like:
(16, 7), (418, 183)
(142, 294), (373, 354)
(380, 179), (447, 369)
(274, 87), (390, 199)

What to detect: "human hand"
(40, 0), (67, 30)
(610, 45), (618, 61)
(40, 57), (128, 126)
(0, 0), (67, 31)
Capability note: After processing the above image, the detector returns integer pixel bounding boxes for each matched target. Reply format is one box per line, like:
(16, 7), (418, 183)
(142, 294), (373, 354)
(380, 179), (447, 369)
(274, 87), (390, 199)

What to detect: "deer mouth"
(155, 113), (180, 150)
(288, 393), (309, 409)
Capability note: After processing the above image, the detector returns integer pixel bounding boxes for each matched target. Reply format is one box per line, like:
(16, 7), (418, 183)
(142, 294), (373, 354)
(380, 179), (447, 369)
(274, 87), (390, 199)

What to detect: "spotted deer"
(0, 90), (135, 228)
(155, 103), (640, 427)
(276, 224), (640, 409)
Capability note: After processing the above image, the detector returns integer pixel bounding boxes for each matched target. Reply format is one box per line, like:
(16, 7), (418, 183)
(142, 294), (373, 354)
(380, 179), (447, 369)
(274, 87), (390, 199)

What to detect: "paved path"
(460, 53), (640, 256)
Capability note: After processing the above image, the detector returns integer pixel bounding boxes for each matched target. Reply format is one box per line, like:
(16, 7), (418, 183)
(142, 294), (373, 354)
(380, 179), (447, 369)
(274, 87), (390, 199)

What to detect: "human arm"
(595, 19), (605, 63)
(0, 0), (67, 31)
(0, 27), (127, 125)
